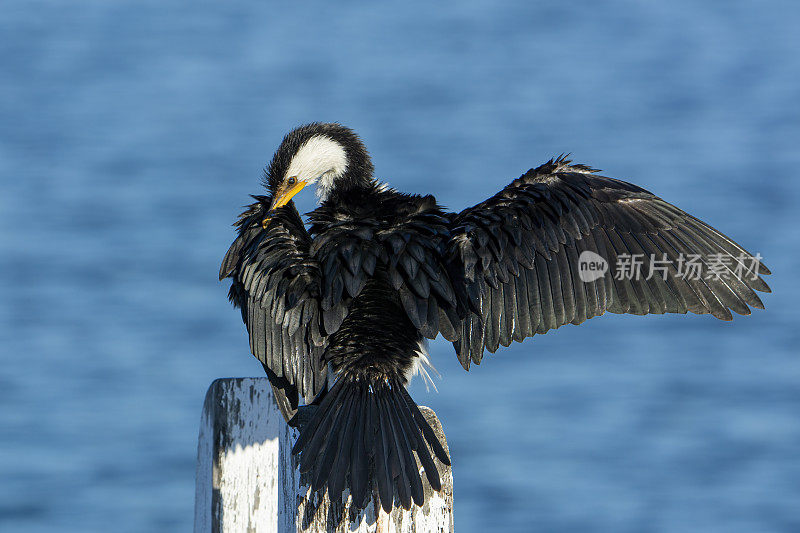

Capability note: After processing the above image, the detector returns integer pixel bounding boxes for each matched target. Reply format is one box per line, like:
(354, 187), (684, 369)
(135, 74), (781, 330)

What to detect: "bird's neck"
(322, 174), (385, 204)
(308, 179), (393, 232)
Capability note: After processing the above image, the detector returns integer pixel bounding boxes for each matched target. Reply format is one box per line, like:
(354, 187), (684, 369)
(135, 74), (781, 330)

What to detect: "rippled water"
(1, 1), (798, 532)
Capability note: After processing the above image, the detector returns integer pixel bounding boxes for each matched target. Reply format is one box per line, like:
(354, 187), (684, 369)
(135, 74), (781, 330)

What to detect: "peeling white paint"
(194, 377), (453, 532)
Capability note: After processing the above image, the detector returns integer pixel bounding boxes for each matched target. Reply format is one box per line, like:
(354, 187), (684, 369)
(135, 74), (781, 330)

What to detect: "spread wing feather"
(220, 197), (327, 402)
(447, 157), (771, 369)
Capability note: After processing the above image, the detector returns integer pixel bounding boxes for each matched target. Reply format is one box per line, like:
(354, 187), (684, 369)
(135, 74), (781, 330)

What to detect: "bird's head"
(262, 123), (374, 225)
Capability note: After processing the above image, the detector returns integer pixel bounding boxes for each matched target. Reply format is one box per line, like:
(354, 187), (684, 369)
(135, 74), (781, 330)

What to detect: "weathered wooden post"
(194, 378), (453, 532)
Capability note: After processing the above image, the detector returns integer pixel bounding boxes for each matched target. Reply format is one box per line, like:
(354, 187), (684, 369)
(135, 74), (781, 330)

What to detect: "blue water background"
(2, 1), (799, 531)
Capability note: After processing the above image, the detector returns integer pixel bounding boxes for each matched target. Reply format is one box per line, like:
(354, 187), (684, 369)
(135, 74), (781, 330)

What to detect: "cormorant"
(220, 123), (770, 513)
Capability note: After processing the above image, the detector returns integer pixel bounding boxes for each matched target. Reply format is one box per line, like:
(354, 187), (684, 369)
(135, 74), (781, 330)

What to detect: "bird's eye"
(287, 177), (296, 185)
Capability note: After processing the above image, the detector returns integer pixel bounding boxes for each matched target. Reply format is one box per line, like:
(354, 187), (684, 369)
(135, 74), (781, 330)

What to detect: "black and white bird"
(220, 123), (770, 512)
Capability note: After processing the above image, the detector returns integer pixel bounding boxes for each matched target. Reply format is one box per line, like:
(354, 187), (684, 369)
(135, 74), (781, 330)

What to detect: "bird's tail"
(291, 371), (450, 512)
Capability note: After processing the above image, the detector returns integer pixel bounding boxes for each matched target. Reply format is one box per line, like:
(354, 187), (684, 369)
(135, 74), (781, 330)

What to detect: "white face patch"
(284, 135), (348, 201)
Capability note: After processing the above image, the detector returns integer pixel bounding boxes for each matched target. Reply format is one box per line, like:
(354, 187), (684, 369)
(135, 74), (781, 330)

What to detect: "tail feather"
(372, 399), (393, 511)
(385, 392), (424, 507)
(312, 389), (354, 489)
(380, 393), (412, 509)
(299, 390), (345, 475)
(349, 386), (369, 505)
(292, 373), (449, 513)
(328, 395), (357, 497)
(293, 377), (344, 455)
(401, 387), (451, 465)
(391, 391), (440, 491)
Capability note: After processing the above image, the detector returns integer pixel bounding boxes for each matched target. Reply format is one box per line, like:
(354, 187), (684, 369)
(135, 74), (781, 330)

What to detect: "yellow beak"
(262, 179), (307, 228)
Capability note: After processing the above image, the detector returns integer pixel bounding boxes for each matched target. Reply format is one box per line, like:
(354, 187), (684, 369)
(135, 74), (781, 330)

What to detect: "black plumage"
(220, 123), (770, 513)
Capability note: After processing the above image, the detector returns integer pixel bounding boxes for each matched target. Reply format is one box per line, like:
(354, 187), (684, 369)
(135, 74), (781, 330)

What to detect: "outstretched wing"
(447, 157), (771, 369)
(220, 197), (327, 402)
